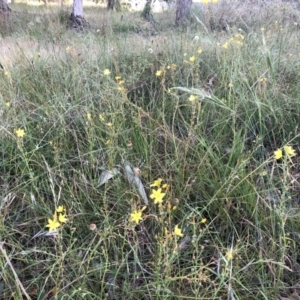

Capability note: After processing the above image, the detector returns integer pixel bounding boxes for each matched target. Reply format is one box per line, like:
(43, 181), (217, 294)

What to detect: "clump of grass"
(0, 1), (300, 299)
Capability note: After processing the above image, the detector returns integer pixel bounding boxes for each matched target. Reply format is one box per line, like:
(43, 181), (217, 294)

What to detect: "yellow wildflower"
(189, 56), (195, 63)
(14, 128), (25, 138)
(222, 42), (229, 49)
(189, 95), (197, 102)
(197, 48), (202, 54)
(56, 205), (65, 213)
(150, 188), (166, 205)
(65, 46), (71, 52)
(130, 206), (146, 224)
(46, 214), (61, 232)
(86, 113), (92, 121)
(274, 149), (283, 160)
(283, 145), (296, 157)
(200, 218), (207, 224)
(259, 77), (268, 83)
(103, 69), (111, 76)
(156, 70), (163, 77)
(58, 213), (68, 224)
(173, 224), (184, 237)
(150, 178), (163, 188)
(225, 250), (233, 261)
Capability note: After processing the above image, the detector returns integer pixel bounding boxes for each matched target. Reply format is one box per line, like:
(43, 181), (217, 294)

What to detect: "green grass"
(0, 1), (300, 299)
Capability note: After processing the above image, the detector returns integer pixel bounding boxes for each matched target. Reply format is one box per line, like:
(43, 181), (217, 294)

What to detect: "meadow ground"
(1, 1), (300, 299)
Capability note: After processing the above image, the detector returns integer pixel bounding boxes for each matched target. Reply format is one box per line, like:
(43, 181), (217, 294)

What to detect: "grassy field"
(1, 1), (300, 299)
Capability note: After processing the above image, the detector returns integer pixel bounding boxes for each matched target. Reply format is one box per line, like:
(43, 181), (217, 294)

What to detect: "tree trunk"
(0, 0), (11, 13)
(0, 0), (11, 29)
(107, 0), (114, 10)
(73, 0), (83, 17)
(175, 0), (192, 26)
(69, 0), (89, 30)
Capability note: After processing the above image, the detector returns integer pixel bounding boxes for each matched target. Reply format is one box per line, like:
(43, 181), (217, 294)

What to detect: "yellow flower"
(173, 224), (184, 237)
(5, 102), (10, 107)
(274, 149), (283, 160)
(156, 70), (163, 77)
(4, 71), (9, 76)
(150, 188), (166, 205)
(189, 95), (197, 102)
(197, 48), (202, 54)
(283, 145), (296, 157)
(46, 214), (61, 232)
(225, 250), (233, 261)
(235, 34), (244, 41)
(103, 69), (111, 76)
(130, 206), (146, 224)
(65, 46), (71, 52)
(228, 82), (234, 88)
(58, 213), (68, 224)
(86, 113), (92, 121)
(189, 56), (195, 63)
(115, 76), (122, 81)
(162, 183), (169, 189)
(200, 218), (207, 224)
(14, 128), (25, 138)
(56, 205), (65, 213)
(150, 178), (163, 188)
(222, 42), (229, 49)
(99, 114), (105, 122)
(259, 77), (268, 83)
(106, 122), (113, 127)
(117, 86), (127, 93)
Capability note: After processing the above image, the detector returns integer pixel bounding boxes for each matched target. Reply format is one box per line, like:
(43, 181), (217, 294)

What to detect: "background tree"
(107, 0), (114, 10)
(175, 0), (192, 26)
(0, 0), (11, 13)
(69, 0), (89, 30)
(0, 0), (11, 29)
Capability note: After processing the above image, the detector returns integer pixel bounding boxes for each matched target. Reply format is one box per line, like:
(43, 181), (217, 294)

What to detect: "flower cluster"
(274, 145), (297, 160)
(150, 178), (169, 205)
(115, 76), (127, 93)
(46, 205), (68, 232)
(221, 34), (244, 49)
